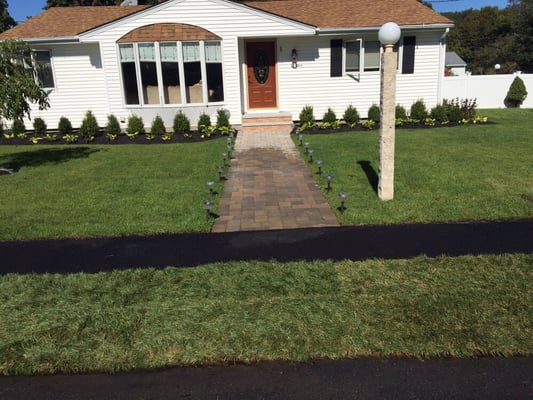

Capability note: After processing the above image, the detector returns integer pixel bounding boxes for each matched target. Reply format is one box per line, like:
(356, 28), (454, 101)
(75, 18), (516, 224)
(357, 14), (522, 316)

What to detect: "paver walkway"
(212, 130), (339, 232)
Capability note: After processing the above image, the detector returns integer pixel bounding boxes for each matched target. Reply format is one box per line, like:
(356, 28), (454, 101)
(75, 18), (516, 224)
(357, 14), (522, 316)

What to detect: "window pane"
(138, 43), (156, 61)
(121, 62), (139, 105)
(160, 42), (178, 62)
(182, 42), (200, 62)
(345, 41), (360, 72)
(35, 51), (55, 88)
(205, 42), (221, 62)
(364, 41), (380, 71)
(141, 61), (159, 104)
(206, 63), (223, 102)
(184, 61), (203, 103)
(162, 62), (181, 104)
(119, 44), (135, 61)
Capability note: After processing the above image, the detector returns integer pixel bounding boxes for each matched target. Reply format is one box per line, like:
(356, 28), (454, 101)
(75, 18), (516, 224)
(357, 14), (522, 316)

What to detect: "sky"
(8, 0), (511, 23)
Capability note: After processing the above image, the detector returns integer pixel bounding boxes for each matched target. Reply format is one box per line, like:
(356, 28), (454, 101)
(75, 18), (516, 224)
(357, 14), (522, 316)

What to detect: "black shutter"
(402, 36), (416, 74)
(330, 39), (343, 77)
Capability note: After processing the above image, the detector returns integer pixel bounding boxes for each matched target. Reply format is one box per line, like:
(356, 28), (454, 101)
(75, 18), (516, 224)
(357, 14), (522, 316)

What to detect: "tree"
(0, 40), (50, 122)
(0, 0), (16, 33)
(510, 0), (533, 72)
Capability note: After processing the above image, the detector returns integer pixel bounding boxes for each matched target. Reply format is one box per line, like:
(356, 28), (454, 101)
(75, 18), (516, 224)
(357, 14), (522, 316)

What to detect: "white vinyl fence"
(442, 73), (533, 109)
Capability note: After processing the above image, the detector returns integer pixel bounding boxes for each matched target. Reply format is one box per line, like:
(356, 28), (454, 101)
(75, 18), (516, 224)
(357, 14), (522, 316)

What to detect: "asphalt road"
(1, 219), (532, 399)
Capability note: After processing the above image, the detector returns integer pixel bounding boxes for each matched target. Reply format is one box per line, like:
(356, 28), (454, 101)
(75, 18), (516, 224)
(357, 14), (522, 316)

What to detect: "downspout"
(437, 27), (450, 104)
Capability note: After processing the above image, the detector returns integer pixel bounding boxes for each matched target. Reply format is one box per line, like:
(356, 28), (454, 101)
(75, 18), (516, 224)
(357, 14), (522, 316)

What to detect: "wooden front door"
(246, 41), (277, 109)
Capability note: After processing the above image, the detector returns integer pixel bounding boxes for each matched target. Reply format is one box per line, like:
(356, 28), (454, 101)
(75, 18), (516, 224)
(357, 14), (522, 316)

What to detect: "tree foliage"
(0, 40), (50, 121)
(0, 0), (16, 32)
(444, 0), (532, 74)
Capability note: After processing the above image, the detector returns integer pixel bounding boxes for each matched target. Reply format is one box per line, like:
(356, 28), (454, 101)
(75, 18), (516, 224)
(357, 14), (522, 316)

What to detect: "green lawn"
(0, 140), (227, 240)
(297, 109), (533, 224)
(1, 254), (531, 375)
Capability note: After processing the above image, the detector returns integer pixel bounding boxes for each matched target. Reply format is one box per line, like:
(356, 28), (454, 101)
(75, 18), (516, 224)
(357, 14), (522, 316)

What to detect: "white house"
(0, 0), (453, 130)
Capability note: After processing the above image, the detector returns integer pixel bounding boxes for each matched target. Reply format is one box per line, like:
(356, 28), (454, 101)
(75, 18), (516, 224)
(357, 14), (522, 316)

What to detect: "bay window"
(119, 40), (224, 106)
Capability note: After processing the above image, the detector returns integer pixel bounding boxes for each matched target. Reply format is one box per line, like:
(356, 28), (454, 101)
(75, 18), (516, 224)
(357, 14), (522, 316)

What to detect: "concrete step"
(242, 112), (294, 133)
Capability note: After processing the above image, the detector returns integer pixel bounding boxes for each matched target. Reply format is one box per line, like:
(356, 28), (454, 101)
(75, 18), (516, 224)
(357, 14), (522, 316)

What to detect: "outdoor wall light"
(316, 160), (323, 174)
(217, 165), (224, 181)
(207, 181), (215, 197)
(325, 173), (333, 192)
(338, 192), (348, 213)
(308, 149), (314, 163)
(291, 48), (298, 69)
(204, 200), (214, 222)
(304, 142), (310, 154)
(222, 152), (227, 167)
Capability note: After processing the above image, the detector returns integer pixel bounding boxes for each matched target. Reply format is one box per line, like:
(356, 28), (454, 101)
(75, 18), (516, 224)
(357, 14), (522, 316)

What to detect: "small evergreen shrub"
(442, 99), (461, 123)
(58, 116), (73, 136)
(504, 76), (528, 108)
(173, 111), (191, 135)
(343, 105), (360, 127)
(322, 107), (337, 124)
(430, 104), (448, 123)
(127, 114), (145, 135)
(409, 99), (428, 121)
(216, 109), (230, 129)
(105, 114), (121, 136)
(395, 105), (407, 120)
(12, 119), (26, 135)
(198, 113), (211, 130)
(151, 115), (166, 136)
(79, 111), (99, 139)
(33, 117), (47, 135)
(299, 105), (315, 126)
(367, 104), (380, 123)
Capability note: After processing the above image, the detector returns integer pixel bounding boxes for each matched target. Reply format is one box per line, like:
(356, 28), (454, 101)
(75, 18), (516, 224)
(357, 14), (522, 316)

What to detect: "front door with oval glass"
(246, 41), (277, 109)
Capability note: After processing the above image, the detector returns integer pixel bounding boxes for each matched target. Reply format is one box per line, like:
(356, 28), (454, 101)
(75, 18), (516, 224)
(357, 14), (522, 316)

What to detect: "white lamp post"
(378, 22), (401, 201)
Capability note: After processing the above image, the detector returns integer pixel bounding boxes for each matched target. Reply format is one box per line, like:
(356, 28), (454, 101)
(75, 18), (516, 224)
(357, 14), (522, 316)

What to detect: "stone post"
(378, 43), (397, 201)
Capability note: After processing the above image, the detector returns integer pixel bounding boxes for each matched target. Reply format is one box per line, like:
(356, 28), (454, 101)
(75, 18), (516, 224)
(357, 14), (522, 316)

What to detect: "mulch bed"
(0, 130), (232, 146)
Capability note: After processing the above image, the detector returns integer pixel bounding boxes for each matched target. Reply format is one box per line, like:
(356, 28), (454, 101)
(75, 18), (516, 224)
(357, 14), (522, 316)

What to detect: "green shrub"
(12, 119), (26, 134)
(127, 114), (145, 135)
(299, 105), (315, 126)
(33, 117), (47, 135)
(173, 111), (191, 135)
(105, 114), (121, 136)
(151, 115), (166, 136)
(343, 105), (360, 127)
(322, 107), (337, 124)
(442, 100), (461, 123)
(367, 104), (380, 123)
(430, 104), (448, 123)
(395, 104), (407, 120)
(216, 109), (230, 129)
(505, 76), (528, 108)
(58, 116), (73, 136)
(79, 111), (99, 139)
(198, 113), (211, 130)
(410, 99), (428, 121)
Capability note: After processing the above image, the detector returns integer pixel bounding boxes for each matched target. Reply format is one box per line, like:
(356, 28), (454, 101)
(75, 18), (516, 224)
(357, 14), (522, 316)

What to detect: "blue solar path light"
(339, 192), (348, 213)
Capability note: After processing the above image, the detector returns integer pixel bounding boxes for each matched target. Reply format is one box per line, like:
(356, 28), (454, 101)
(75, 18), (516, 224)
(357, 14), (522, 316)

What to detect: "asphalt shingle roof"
(0, 6), (148, 40)
(0, 0), (451, 41)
